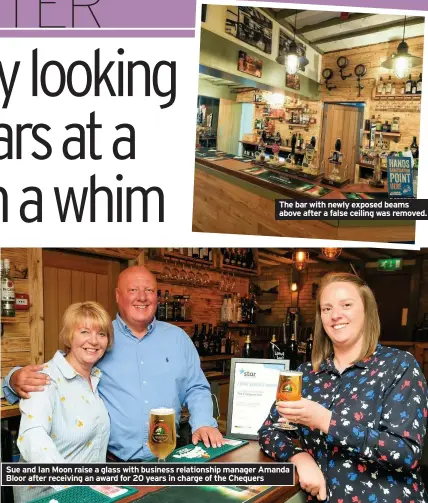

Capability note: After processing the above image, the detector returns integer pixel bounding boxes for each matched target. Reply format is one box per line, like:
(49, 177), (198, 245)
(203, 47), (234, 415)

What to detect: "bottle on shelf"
(1, 258), (15, 318)
(226, 331), (232, 355)
(391, 80), (396, 95)
(268, 333), (278, 359)
(226, 294), (233, 322)
(286, 333), (298, 370)
(410, 137), (419, 165)
(164, 290), (173, 321)
(386, 75), (392, 94)
(405, 75), (413, 95)
(242, 334), (252, 358)
(236, 293), (242, 323)
(157, 291), (166, 321)
(236, 250), (242, 268)
(241, 250), (248, 268)
(377, 77), (383, 94)
(230, 249), (237, 266)
(207, 324), (215, 355)
(202, 248), (209, 261)
(246, 249), (254, 270)
(381, 80), (386, 95)
(155, 289), (161, 319)
(248, 295), (257, 324)
(412, 77), (417, 95)
(221, 295), (228, 322)
(241, 295), (248, 324)
(223, 248), (230, 265)
(192, 248), (200, 259)
(305, 332), (314, 363)
(192, 324), (200, 354)
(417, 73), (422, 94)
(220, 329), (227, 354)
(214, 327), (221, 355)
(376, 115), (382, 132)
(401, 82), (406, 95)
(200, 323), (209, 356)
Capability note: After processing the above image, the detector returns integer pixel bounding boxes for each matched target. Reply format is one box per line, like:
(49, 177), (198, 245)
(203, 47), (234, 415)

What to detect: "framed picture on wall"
(238, 50), (263, 78)
(286, 72), (300, 90)
(226, 6), (272, 54)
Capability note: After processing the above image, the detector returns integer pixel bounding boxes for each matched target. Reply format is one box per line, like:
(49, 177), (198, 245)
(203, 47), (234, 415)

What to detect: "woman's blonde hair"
(311, 272), (380, 371)
(60, 301), (114, 353)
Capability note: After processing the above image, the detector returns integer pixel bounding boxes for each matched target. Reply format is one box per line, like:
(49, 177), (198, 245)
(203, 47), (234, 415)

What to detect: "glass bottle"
(157, 291), (165, 321)
(417, 73), (422, 94)
(1, 259), (15, 317)
(305, 332), (314, 363)
(268, 333), (278, 359)
(192, 324), (200, 354)
(286, 333), (298, 370)
(243, 334), (252, 358)
(405, 74), (412, 94)
(207, 324), (215, 355)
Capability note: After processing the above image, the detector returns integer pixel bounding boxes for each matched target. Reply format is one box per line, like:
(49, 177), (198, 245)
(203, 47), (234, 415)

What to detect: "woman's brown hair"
(311, 272), (380, 371)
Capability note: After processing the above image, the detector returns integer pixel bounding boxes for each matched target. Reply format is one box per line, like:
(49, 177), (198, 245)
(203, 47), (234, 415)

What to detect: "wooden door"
(366, 272), (412, 341)
(217, 100), (243, 155)
(42, 250), (122, 361)
(321, 104), (363, 182)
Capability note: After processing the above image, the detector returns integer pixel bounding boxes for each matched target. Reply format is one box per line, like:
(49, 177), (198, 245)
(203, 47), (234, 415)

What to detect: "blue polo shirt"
(4, 315), (217, 461)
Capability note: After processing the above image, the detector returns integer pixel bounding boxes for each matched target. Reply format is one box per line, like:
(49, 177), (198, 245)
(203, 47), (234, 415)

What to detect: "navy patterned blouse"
(258, 344), (428, 503)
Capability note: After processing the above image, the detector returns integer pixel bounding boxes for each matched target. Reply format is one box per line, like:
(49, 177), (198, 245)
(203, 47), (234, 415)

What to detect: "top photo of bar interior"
(193, 5), (424, 243)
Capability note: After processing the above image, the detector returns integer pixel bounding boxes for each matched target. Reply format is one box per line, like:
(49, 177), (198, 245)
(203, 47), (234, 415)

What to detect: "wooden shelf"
(364, 130), (401, 137)
(1, 317), (19, 324)
(220, 264), (258, 276)
(1, 400), (20, 419)
(164, 251), (214, 267)
(226, 323), (256, 329)
(200, 355), (233, 362)
(374, 94), (421, 100)
(169, 321), (193, 327)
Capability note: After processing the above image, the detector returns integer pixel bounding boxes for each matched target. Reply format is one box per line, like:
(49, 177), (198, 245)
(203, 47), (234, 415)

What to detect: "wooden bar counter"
(193, 157), (415, 243)
(120, 441), (301, 503)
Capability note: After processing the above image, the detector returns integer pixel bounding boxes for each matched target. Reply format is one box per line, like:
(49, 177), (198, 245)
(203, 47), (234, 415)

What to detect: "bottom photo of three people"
(1, 246), (428, 503)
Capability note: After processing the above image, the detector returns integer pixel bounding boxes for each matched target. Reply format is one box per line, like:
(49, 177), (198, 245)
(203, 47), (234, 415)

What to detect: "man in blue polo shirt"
(4, 266), (223, 461)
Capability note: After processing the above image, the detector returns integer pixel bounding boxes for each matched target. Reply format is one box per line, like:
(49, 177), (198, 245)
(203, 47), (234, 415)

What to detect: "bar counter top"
(120, 441), (301, 503)
(195, 155), (388, 200)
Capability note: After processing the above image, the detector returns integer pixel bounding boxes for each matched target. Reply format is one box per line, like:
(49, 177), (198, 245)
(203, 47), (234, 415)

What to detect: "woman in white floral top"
(14, 301), (113, 503)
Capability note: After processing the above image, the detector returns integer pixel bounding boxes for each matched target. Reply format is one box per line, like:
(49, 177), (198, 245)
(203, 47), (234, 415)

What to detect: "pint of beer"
(273, 371), (303, 431)
(276, 371), (303, 402)
(148, 408), (176, 461)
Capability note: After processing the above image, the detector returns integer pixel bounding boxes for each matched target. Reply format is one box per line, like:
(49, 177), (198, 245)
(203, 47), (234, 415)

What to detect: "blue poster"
(387, 156), (414, 198)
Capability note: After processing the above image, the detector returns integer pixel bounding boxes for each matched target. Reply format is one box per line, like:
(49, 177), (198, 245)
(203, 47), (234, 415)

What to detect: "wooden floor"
(192, 166), (416, 243)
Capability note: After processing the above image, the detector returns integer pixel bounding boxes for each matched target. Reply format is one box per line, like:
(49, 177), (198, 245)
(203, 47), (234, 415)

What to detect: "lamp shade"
(381, 40), (422, 79)
(287, 41), (299, 75)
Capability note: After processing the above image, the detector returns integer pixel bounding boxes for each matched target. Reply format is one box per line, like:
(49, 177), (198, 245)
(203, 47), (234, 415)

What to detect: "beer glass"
(273, 371), (303, 431)
(148, 408), (176, 462)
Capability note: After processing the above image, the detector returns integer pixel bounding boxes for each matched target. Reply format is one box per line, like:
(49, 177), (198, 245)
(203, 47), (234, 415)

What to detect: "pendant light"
(287, 11), (299, 75)
(321, 248), (342, 260)
(292, 250), (309, 271)
(381, 16), (422, 79)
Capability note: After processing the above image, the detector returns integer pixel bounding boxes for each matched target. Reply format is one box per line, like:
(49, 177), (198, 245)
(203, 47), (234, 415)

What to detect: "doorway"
(366, 272), (412, 341)
(42, 250), (123, 360)
(320, 103), (364, 183)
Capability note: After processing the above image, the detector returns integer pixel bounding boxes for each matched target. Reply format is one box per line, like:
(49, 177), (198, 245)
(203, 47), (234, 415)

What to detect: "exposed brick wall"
(256, 261), (351, 327)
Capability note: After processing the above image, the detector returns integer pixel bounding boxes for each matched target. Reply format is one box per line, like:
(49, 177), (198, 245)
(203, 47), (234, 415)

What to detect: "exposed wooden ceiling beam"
(273, 9), (305, 20)
(312, 16), (424, 45)
(297, 13), (375, 34)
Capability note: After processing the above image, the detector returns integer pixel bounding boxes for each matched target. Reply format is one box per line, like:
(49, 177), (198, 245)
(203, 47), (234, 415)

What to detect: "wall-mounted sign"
(286, 72), (300, 90)
(226, 6), (272, 55)
(238, 50), (263, 78)
(377, 258), (403, 271)
(387, 156), (413, 198)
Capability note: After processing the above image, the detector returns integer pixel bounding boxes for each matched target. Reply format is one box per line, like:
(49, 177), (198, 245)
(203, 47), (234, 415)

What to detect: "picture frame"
(286, 72), (300, 90)
(238, 50), (263, 78)
(226, 6), (272, 54)
(227, 358), (289, 440)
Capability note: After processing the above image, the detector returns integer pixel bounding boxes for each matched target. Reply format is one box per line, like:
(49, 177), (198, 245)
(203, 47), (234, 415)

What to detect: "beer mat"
(28, 486), (138, 503)
(146, 437), (249, 463)
(129, 485), (276, 503)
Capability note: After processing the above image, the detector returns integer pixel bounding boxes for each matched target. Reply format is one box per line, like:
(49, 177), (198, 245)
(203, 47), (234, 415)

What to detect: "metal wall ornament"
(337, 56), (352, 80)
(355, 64), (367, 97)
(322, 68), (336, 91)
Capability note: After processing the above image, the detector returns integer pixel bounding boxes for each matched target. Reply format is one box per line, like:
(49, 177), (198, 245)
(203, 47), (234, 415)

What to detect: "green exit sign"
(377, 258), (403, 271)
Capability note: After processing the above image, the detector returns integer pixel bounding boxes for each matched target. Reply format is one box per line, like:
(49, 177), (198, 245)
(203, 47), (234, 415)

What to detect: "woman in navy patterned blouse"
(258, 272), (428, 503)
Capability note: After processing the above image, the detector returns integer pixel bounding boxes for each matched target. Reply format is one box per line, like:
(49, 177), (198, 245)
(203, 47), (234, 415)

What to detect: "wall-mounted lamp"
(291, 281), (299, 292)
(292, 250), (309, 271)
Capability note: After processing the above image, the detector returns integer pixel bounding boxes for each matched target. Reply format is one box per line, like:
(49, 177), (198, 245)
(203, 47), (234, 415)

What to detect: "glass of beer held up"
(148, 408), (176, 462)
(273, 371), (303, 431)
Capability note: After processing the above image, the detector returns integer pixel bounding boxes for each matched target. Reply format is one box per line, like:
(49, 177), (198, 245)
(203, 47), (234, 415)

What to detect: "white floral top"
(14, 351), (110, 503)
